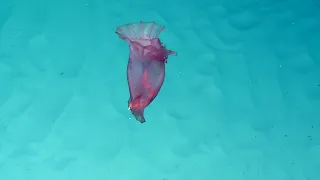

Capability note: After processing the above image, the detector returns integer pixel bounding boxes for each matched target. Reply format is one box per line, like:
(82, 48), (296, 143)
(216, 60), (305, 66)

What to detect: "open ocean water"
(0, 0), (320, 180)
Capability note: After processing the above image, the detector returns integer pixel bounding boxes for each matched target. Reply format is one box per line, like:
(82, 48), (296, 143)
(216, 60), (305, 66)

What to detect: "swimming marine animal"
(116, 21), (177, 123)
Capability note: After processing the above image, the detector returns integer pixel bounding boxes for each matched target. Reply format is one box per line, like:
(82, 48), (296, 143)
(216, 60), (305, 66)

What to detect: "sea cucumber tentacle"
(116, 21), (165, 41)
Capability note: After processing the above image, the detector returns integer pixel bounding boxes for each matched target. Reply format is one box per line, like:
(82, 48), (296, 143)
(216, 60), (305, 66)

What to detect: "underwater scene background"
(0, 0), (319, 179)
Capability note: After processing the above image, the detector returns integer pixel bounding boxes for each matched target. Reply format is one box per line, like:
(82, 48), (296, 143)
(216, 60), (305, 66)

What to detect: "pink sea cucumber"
(116, 21), (177, 123)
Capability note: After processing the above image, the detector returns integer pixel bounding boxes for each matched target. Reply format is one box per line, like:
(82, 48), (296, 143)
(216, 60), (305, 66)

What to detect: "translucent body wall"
(0, 0), (319, 179)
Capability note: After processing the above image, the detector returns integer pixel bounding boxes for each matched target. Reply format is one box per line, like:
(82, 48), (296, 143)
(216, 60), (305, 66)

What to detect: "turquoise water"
(0, 0), (320, 179)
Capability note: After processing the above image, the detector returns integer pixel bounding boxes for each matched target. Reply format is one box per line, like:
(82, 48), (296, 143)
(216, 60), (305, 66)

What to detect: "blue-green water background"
(0, 0), (320, 180)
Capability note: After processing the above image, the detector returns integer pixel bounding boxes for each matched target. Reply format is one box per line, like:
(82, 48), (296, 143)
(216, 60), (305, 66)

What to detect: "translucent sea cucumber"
(116, 21), (177, 123)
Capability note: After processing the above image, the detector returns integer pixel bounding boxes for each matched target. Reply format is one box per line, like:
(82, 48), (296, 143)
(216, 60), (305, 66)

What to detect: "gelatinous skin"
(116, 21), (177, 123)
